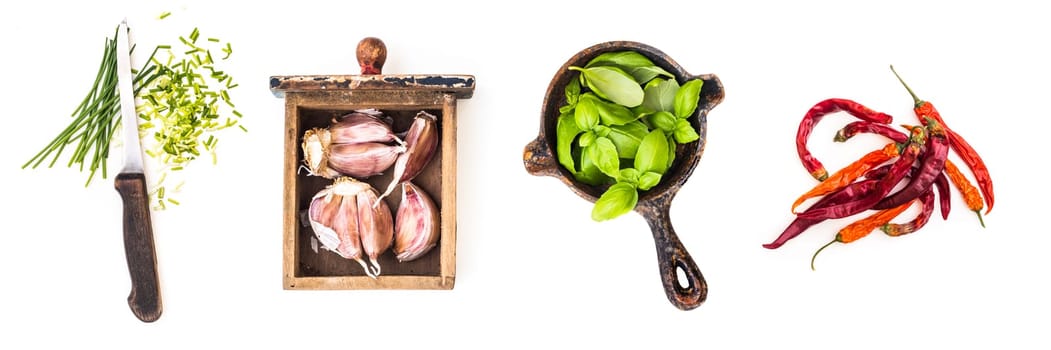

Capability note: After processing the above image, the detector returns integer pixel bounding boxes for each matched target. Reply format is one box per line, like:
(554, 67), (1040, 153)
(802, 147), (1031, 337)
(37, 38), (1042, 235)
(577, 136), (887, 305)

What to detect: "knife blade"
(113, 18), (162, 323)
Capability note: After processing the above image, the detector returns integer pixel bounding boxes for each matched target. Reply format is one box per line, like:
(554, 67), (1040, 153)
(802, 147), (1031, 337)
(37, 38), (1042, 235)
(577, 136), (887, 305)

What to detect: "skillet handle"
(523, 135), (560, 177)
(638, 201), (707, 310)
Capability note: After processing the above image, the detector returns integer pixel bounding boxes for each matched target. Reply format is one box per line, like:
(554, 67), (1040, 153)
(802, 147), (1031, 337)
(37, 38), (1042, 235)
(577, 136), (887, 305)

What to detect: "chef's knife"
(113, 19), (162, 323)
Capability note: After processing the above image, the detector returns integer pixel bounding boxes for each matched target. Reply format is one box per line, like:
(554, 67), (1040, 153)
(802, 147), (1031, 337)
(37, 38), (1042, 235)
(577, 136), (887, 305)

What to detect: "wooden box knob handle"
(357, 37), (387, 75)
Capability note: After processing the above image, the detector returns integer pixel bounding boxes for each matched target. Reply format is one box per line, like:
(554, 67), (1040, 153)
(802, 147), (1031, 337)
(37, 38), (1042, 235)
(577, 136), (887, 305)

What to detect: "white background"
(2, 0), (1048, 348)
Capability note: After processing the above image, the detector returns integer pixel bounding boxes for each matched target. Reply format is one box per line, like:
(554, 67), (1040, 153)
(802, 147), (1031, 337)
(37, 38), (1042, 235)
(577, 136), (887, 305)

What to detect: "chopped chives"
(28, 24), (242, 210)
(159, 11), (171, 19)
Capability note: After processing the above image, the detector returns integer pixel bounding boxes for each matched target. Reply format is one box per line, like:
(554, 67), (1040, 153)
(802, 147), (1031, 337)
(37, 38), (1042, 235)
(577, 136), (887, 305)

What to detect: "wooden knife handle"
(114, 173), (162, 322)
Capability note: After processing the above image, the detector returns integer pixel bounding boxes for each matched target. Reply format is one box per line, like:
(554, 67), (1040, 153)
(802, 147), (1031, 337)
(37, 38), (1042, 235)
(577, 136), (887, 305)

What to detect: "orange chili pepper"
(810, 199), (914, 270)
(791, 142), (899, 214)
(891, 65), (994, 214)
(943, 159), (985, 227)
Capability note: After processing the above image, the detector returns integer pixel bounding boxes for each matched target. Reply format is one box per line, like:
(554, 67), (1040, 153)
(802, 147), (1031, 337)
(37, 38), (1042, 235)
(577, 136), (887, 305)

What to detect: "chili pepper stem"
(974, 210), (986, 228)
(810, 239), (838, 271)
(889, 65), (923, 107)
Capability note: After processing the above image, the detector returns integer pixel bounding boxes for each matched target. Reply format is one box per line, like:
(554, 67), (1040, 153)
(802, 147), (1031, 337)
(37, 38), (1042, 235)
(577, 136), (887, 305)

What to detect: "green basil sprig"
(555, 50), (705, 221)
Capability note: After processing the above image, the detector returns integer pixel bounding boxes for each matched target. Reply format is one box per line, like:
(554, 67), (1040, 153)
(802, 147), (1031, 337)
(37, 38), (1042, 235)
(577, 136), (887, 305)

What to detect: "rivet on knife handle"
(115, 173), (162, 322)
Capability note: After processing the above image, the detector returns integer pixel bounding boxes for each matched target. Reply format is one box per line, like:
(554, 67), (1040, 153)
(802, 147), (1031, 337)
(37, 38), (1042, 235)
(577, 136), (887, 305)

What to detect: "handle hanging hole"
(675, 262), (691, 291)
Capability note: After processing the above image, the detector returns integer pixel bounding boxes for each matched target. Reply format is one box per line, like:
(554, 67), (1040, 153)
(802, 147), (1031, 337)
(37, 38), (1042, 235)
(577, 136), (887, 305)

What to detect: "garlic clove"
(329, 112), (404, 145)
(331, 192), (361, 259)
(394, 182), (440, 262)
(327, 142), (405, 179)
(308, 195), (343, 254)
(357, 186), (394, 278)
(307, 177), (375, 275)
(377, 111), (439, 202)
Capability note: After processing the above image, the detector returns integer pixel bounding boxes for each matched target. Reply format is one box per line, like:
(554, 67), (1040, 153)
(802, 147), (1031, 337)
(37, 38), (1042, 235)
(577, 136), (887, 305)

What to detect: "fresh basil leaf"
(559, 104), (575, 114)
(591, 136), (621, 178)
(619, 168), (640, 184)
(584, 51), (673, 85)
(635, 129), (671, 174)
(631, 105), (654, 120)
(637, 171), (662, 191)
(569, 66), (644, 108)
(586, 94), (638, 125)
(586, 51), (655, 69)
(565, 75), (582, 106)
(628, 66), (675, 85)
(578, 130), (596, 148)
(644, 78), (663, 90)
(666, 134), (677, 172)
(556, 112), (582, 174)
(647, 111), (678, 133)
(607, 121), (648, 159)
(574, 95), (599, 131)
(674, 79), (704, 119)
(673, 118), (700, 144)
(642, 78), (680, 113)
(591, 182), (639, 221)
(593, 124), (611, 138)
(576, 145), (611, 186)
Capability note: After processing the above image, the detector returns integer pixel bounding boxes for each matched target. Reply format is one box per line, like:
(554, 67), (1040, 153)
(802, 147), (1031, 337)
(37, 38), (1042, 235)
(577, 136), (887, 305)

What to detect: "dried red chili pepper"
(796, 129), (923, 221)
(890, 65), (994, 214)
(933, 171), (951, 220)
(796, 98), (894, 181)
(810, 199), (915, 270)
(763, 179), (881, 249)
(791, 142), (898, 214)
(835, 120), (908, 144)
(863, 163), (891, 179)
(882, 189), (935, 237)
(944, 158), (985, 227)
(866, 163), (951, 220)
(873, 120), (949, 210)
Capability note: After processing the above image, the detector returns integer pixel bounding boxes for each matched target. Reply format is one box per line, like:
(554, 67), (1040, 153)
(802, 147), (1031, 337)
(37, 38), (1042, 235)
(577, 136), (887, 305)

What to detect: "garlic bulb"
(308, 177), (394, 278)
(301, 110), (404, 179)
(394, 182), (440, 262)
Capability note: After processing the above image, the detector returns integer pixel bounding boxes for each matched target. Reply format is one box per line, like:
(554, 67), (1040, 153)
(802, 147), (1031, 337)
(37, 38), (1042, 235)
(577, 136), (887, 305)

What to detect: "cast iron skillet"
(523, 41), (724, 310)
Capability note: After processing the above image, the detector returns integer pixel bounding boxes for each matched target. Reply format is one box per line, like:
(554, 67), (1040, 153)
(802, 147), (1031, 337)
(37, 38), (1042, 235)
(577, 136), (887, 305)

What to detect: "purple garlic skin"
(301, 109), (405, 179)
(340, 109), (395, 126)
(308, 177), (373, 273)
(327, 142), (404, 179)
(378, 111), (439, 202)
(329, 111), (403, 145)
(394, 182), (440, 262)
(357, 186), (394, 277)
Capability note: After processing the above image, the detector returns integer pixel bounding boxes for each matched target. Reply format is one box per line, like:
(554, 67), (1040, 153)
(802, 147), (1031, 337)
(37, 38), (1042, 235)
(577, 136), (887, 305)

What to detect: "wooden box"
(270, 38), (474, 290)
